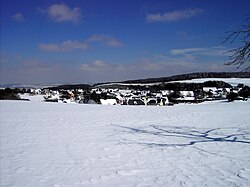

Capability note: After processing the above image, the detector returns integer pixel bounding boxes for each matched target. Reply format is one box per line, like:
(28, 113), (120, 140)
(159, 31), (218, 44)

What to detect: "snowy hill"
(94, 72), (250, 88)
(170, 78), (250, 87)
(1, 99), (250, 186)
(119, 72), (250, 84)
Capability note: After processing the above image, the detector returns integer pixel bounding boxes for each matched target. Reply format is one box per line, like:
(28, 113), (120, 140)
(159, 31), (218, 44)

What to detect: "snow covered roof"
(203, 87), (218, 92)
(100, 99), (117, 105)
(180, 91), (194, 97)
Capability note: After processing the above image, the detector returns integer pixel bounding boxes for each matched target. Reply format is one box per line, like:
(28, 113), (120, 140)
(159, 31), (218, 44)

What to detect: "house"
(100, 99), (117, 105)
(146, 97), (169, 106)
(30, 89), (42, 95)
(203, 87), (218, 93)
(127, 98), (145, 105)
(174, 91), (196, 103)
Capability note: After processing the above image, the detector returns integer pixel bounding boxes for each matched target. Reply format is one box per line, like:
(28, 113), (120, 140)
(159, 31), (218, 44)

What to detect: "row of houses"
(40, 83), (249, 105)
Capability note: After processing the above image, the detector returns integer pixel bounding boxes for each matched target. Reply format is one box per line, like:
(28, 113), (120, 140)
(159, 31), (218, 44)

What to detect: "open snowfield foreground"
(1, 99), (250, 186)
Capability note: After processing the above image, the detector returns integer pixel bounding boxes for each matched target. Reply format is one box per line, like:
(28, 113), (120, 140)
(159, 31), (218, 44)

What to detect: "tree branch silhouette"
(223, 16), (250, 70)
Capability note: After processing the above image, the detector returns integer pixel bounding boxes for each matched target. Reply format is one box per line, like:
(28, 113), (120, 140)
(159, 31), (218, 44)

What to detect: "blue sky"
(1, 0), (249, 84)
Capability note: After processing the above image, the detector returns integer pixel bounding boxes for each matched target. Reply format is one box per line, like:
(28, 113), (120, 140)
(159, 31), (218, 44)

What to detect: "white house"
(100, 99), (117, 105)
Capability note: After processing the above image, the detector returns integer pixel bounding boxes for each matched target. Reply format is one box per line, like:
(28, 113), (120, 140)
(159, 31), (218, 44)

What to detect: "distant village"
(1, 72), (250, 105)
(1, 80), (249, 106)
(37, 81), (250, 105)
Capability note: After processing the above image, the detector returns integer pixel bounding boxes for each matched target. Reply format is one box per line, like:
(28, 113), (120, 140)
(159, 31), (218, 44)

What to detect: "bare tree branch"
(223, 16), (250, 71)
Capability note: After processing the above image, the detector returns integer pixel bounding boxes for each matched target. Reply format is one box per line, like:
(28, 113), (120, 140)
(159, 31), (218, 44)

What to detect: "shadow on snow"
(115, 125), (250, 148)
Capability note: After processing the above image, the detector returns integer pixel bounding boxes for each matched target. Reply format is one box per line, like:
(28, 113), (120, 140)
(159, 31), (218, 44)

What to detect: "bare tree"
(223, 16), (250, 71)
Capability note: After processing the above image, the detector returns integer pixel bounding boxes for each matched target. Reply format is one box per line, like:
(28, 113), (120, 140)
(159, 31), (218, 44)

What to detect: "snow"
(100, 99), (117, 105)
(1, 99), (250, 186)
(171, 78), (250, 87)
(19, 93), (45, 102)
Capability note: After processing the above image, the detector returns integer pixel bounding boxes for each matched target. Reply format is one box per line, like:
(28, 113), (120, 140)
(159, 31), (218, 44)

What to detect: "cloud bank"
(47, 3), (81, 23)
(1, 47), (234, 84)
(39, 35), (122, 52)
(171, 47), (229, 57)
(39, 40), (89, 52)
(88, 35), (122, 47)
(146, 8), (204, 22)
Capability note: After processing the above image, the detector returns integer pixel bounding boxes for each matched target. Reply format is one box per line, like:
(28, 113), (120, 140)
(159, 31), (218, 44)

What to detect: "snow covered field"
(1, 99), (250, 186)
(102, 78), (250, 88)
(171, 78), (250, 87)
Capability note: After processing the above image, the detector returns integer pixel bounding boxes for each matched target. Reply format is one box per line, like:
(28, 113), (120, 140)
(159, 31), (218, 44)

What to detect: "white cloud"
(146, 8), (204, 22)
(39, 40), (89, 52)
(39, 34), (122, 52)
(88, 35), (122, 47)
(47, 3), (81, 23)
(12, 13), (25, 22)
(171, 47), (229, 57)
(171, 48), (206, 55)
(80, 60), (111, 72)
(93, 60), (108, 67)
(77, 54), (234, 83)
(79, 49), (229, 76)
(1, 53), (235, 84)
